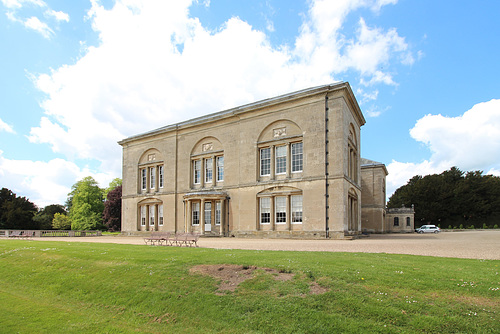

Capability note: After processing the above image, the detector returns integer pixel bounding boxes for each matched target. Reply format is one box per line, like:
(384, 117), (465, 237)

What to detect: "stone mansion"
(119, 82), (413, 238)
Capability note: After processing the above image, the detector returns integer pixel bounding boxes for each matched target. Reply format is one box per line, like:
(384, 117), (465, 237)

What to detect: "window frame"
(149, 166), (156, 190)
(158, 204), (164, 226)
(259, 197), (271, 224)
(275, 196), (287, 224)
(291, 142), (303, 173)
(192, 202), (200, 225)
(193, 160), (201, 184)
(260, 147), (271, 176)
(291, 195), (303, 224)
(159, 165), (164, 188)
(215, 201), (221, 225)
(205, 158), (213, 183)
(141, 168), (147, 191)
(216, 156), (224, 182)
(275, 145), (287, 175)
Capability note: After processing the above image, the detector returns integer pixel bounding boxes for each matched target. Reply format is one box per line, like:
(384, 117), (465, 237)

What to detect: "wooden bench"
(144, 232), (171, 246)
(8, 230), (33, 239)
(144, 232), (199, 247)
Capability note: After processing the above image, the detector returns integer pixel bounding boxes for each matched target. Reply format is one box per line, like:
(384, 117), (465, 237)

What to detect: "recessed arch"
(138, 148), (162, 164)
(257, 119), (302, 143)
(191, 136), (223, 156)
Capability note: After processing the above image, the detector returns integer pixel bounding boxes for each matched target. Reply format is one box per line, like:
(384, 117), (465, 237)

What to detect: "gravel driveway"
(27, 230), (500, 260)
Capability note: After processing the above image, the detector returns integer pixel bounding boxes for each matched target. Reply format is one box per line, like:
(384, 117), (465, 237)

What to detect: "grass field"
(0, 239), (498, 333)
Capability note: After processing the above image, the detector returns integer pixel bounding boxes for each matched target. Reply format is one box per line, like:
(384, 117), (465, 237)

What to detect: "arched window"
(138, 149), (164, 194)
(348, 125), (358, 183)
(190, 137), (224, 189)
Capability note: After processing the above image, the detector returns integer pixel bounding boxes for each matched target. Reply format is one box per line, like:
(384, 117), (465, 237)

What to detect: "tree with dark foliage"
(33, 204), (67, 230)
(0, 188), (38, 229)
(103, 185), (122, 232)
(388, 167), (500, 228)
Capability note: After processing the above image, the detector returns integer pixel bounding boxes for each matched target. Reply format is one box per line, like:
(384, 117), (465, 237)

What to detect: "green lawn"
(0, 239), (498, 333)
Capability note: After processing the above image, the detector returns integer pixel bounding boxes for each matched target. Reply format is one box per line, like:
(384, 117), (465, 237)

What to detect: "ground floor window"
(291, 195), (303, 223)
(204, 202), (212, 225)
(159, 205), (164, 226)
(141, 206), (146, 226)
(406, 217), (411, 226)
(275, 196), (287, 224)
(215, 202), (221, 225)
(394, 217), (399, 226)
(192, 202), (200, 225)
(260, 197), (271, 224)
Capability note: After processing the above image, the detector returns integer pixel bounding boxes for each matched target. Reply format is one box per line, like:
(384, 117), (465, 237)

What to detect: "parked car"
(415, 225), (441, 233)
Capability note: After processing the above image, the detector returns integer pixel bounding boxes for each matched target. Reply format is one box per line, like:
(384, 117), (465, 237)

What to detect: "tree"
(104, 178), (122, 198)
(68, 177), (105, 230)
(0, 188), (38, 229)
(33, 204), (67, 230)
(388, 167), (500, 228)
(52, 213), (71, 230)
(103, 185), (122, 231)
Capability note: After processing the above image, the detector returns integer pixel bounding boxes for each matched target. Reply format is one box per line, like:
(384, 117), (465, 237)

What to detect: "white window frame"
(275, 196), (287, 224)
(159, 205), (164, 226)
(193, 160), (201, 184)
(159, 165), (164, 188)
(149, 205), (155, 226)
(291, 195), (303, 224)
(141, 206), (146, 226)
(260, 147), (271, 176)
(291, 142), (303, 173)
(215, 201), (221, 225)
(149, 166), (156, 190)
(216, 156), (224, 182)
(204, 202), (212, 225)
(192, 202), (200, 225)
(259, 197), (271, 224)
(205, 158), (213, 183)
(141, 169), (147, 191)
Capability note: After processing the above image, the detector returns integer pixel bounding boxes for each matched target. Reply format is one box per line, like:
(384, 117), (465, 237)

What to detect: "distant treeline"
(388, 167), (500, 228)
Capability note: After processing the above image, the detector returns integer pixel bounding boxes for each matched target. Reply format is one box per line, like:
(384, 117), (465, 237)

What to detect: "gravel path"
(25, 230), (500, 260)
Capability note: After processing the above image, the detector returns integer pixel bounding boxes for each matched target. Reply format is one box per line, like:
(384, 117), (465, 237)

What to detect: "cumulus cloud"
(0, 118), (15, 133)
(28, 0), (412, 180)
(45, 9), (69, 22)
(387, 99), (500, 197)
(0, 150), (115, 207)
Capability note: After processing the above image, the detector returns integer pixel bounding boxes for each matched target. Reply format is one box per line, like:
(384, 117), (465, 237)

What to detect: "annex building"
(119, 82), (411, 238)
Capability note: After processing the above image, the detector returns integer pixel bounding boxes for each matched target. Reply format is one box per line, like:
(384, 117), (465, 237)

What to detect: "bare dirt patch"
(189, 264), (328, 296)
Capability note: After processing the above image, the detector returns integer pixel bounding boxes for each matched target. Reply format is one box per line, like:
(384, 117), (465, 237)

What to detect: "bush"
(459, 224), (464, 229)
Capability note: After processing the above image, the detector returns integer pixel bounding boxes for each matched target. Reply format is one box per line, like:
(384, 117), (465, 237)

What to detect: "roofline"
(118, 82), (364, 146)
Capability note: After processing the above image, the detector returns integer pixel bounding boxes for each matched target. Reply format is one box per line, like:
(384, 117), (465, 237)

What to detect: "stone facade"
(360, 158), (388, 233)
(119, 82), (369, 239)
(385, 206), (415, 233)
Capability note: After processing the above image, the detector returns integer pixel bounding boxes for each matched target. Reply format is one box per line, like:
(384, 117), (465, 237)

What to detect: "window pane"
(216, 156), (224, 181)
(205, 158), (213, 183)
(394, 217), (399, 226)
(260, 148), (270, 176)
(149, 167), (156, 190)
(141, 206), (146, 226)
(159, 205), (164, 226)
(193, 160), (201, 184)
(275, 196), (286, 223)
(215, 202), (221, 225)
(260, 197), (270, 224)
(291, 142), (303, 172)
(192, 202), (200, 225)
(159, 165), (164, 188)
(149, 205), (155, 226)
(275, 146), (287, 174)
(291, 195), (303, 223)
(204, 202), (211, 225)
(141, 169), (147, 190)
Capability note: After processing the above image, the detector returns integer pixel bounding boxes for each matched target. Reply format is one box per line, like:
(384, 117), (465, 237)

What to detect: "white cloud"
(387, 99), (500, 197)
(18, 0), (413, 206)
(0, 118), (15, 133)
(45, 9), (69, 22)
(0, 150), (115, 207)
(1, 0), (45, 9)
(24, 16), (53, 38)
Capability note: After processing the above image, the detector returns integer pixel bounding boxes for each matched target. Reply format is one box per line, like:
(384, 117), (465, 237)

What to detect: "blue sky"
(1, 0), (499, 207)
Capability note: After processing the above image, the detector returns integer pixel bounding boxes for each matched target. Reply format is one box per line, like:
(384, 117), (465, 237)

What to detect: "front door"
(204, 202), (212, 232)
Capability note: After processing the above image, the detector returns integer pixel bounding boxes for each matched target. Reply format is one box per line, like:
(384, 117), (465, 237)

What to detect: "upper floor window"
(149, 167), (156, 190)
(216, 156), (224, 181)
(291, 142), (303, 172)
(159, 166), (164, 188)
(141, 169), (147, 190)
(139, 164), (163, 193)
(275, 146), (287, 174)
(193, 160), (201, 184)
(205, 158), (213, 183)
(260, 148), (271, 176)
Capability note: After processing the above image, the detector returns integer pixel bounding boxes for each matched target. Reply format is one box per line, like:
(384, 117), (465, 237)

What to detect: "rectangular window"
(291, 142), (303, 172)
(260, 197), (271, 224)
(394, 217), (399, 226)
(275, 196), (286, 224)
(216, 156), (224, 182)
(275, 146), (287, 174)
(149, 167), (156, 190)
(260, 148), (271, 176)
(215, 202), (221, 225)
(158, 205), (164, 226)
(192, 202), (200, 225)
(141, 169), (147, 190)
(149, 205), (155, 226)
(159, 165), (164, 188)
(193, 160), (201, 184)
(204, 202), (211, 225)
(141, 206), (146, 226)
(291, 195), (303, 223)
(205, 158), (213, 183)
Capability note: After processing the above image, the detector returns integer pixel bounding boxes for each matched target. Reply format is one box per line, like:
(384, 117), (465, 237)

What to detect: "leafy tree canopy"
(0, 188), (38, 229)
(103, 185), (122, 232)
(104, 178), (122, 198)
(33, 204), (67, 230)
(68, 177), (105, 230)
(388, 167), (500, 228)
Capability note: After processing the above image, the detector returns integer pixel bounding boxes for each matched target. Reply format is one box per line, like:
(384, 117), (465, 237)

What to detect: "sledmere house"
(119, 82), (414, 239)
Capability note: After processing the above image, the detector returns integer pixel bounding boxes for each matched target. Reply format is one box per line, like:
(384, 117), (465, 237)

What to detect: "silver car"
(416, 225), (441, 233)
